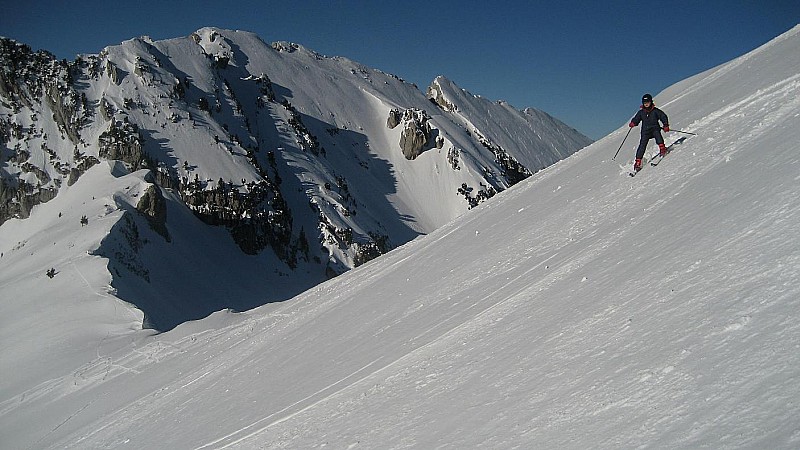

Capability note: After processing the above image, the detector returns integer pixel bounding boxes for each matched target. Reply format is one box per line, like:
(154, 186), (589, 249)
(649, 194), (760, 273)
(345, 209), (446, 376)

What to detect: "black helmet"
(642, 93), (653, 104)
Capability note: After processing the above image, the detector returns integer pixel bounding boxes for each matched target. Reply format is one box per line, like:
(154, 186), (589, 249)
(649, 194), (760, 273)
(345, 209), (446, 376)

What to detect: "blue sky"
(2, 1), (798, 139)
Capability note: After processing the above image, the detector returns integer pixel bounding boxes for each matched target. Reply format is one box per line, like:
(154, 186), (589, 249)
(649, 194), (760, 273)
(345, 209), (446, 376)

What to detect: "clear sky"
(2, 1), (798, 139)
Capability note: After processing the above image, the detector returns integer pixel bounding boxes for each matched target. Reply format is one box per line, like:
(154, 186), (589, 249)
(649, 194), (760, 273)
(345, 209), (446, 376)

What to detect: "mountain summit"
(0, 27), (591, 331)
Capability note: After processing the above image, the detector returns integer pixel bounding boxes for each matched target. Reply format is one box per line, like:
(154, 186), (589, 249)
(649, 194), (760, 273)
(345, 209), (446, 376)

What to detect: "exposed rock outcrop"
(136, 184), (170, 241)
(387, 109), (401, 129)
(389, 108), (434, 160)
(98, 121), (144, 169)
(427, 79), (457, 112)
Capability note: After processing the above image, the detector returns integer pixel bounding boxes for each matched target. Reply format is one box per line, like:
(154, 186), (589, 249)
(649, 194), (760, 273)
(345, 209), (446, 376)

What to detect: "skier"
(629, 93), (669, 172)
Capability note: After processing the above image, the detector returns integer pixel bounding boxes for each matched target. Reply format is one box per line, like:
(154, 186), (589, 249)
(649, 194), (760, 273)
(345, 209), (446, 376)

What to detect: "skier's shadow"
(669, 136), (688, 149)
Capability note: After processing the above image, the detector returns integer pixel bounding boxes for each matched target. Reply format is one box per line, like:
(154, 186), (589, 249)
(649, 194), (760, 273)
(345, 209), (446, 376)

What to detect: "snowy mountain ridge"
(0, 27), (591, 331)
(2, 24), (800, 449)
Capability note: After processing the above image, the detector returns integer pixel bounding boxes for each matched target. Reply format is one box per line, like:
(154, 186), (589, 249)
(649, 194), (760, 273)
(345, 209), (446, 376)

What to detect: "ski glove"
(629, 122), (636, 127)
(663, 125), (670, 132)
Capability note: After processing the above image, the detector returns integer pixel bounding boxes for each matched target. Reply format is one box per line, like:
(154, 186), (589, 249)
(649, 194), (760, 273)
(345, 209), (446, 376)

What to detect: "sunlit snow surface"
(2, 26), (800, 449)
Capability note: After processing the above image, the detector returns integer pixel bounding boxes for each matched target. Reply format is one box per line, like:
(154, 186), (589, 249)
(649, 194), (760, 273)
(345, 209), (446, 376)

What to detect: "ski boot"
(659, 143), (668, 157)
(633, 158), (643, 172)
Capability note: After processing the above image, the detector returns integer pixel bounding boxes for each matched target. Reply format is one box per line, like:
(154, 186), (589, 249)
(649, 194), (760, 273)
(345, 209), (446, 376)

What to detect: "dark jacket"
(631, 106), (669, 133)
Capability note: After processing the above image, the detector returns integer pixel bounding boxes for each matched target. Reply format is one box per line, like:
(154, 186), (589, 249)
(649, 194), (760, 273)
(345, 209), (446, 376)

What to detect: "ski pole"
(612, 127), (632, 160)
(670, 129), (696, 136)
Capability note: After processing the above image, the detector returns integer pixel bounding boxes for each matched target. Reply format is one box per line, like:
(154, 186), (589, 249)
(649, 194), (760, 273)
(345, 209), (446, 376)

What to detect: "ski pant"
(635, 129), (664, 159)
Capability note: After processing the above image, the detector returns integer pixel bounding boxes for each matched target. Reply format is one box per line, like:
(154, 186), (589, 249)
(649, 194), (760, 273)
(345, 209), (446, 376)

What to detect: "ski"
(652, 136), (688, 166)
(627, 136), (689, 176)
(649, 153), (665, 166)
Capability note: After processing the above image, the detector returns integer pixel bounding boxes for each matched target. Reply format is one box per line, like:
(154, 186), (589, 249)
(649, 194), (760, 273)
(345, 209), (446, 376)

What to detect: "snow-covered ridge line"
(0, 27), (590, 332)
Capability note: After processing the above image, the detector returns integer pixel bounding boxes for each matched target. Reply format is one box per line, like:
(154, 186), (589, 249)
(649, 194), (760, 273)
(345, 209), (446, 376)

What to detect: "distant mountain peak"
(0, 29), (590, 332)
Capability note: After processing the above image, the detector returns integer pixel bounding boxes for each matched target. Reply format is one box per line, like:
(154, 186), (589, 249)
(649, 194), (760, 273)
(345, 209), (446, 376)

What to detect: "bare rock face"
(387, 109), (402, 129)
(105, 60), (120, 84)
(392, 108), (433, 160)
(136, 184), (170, 242)
(400, 121), (428, 160)
(98, 121), (144, 169)
(44, 83), (84, 144)
(426, 79), (457, 112)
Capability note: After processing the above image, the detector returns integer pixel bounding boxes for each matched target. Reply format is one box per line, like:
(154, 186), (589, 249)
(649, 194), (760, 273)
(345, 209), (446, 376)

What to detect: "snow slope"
(2, 25), (800, 449)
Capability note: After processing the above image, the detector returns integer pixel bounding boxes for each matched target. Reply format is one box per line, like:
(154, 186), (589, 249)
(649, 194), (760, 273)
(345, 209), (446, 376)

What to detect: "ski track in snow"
(196, 358), (385, 449)
(196, 249), (569, 448)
